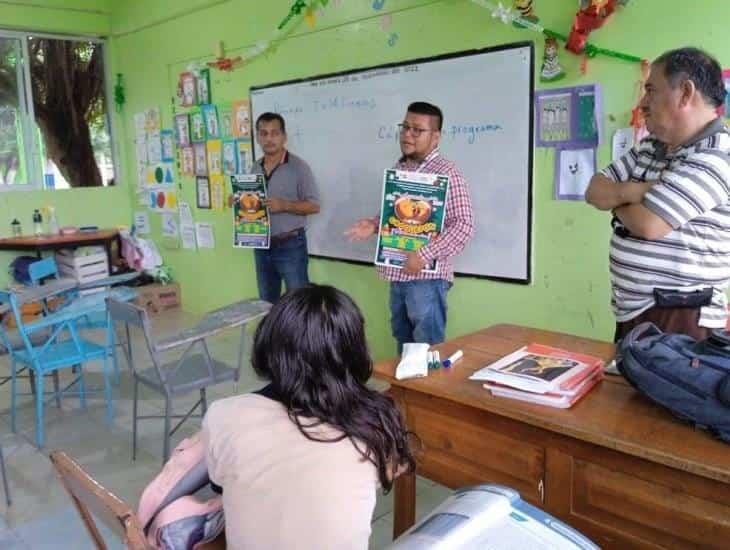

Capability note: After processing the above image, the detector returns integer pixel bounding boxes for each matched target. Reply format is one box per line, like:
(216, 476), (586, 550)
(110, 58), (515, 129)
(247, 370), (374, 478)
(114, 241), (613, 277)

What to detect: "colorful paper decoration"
(540, 36), (565, 82)
(567, 1), (619, 55)
(196, 176), (211, 209)
(178, 72), (197, 107)
(160, 129), (175, 162)
(278, 0), (308, 30)
(222, 140), (238, 175)
(114, 73), (125, 113)
(513, 0), (538, 27)
(232, 100), (251, 138)
(201, 104), (220, 139)
(197, 69), (211, 104)
(206, 140), (223, 176)
(193, 142), (208, 176)
(629, 59), (651, 141)
(190, 111), (206, 143)
(469, 1), (642, 65)
(207, 41), (244, 72)
(535, 85), (601, 148)
(174, 114), (191, 146)
(181, 146), (195, 176)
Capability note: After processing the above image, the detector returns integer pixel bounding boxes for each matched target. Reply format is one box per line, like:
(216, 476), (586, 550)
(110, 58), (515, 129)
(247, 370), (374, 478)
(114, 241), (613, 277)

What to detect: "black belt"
(270, 227), (305, 245)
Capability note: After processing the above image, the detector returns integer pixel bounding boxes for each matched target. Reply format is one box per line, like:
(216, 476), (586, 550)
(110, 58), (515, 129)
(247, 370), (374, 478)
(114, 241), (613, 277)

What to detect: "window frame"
(0, 29), (119, 192)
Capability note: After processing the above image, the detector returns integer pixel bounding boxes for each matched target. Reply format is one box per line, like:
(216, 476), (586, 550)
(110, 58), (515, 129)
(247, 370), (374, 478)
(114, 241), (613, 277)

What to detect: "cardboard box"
(134, 283), (181, 315)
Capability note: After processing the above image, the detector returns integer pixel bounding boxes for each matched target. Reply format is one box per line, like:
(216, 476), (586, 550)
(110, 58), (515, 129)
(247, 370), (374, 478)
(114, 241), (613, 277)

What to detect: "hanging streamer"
(470, 1), (643, 64)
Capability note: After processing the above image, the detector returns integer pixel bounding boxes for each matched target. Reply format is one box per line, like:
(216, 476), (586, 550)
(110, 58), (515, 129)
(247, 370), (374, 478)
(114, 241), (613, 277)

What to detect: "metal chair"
(107, 299), (244, 463)
(0, 442), (10, 506)
(0, 288), (112, 447)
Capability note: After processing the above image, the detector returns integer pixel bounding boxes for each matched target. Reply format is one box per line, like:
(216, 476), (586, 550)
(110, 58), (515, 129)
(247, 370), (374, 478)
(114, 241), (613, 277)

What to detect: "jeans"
(254, 231), (309, 304)
(390, 279), (451, 353)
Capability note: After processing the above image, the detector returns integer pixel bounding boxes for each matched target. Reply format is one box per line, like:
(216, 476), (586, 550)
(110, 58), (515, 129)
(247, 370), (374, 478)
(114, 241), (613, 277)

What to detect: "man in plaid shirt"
(346, 102), (475, 351)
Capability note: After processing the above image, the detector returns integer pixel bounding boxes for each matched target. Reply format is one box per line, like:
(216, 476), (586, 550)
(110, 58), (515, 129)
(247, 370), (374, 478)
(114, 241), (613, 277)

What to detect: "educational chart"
(250, 42), (534, 282)
(231, 174), (270, 248)
(375, 169), (447, 273)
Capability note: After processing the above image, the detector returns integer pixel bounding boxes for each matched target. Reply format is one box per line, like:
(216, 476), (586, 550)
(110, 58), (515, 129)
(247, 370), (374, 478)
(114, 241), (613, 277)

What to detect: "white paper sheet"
(195, 222), (215, 248)
(134, 211), (150, 234)
(612, 127), (634, 161)
(161, 213), (179, 239)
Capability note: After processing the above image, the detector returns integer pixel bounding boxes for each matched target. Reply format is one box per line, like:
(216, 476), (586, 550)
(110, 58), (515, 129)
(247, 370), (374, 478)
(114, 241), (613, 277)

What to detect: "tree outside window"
(0, 32), (115, 189)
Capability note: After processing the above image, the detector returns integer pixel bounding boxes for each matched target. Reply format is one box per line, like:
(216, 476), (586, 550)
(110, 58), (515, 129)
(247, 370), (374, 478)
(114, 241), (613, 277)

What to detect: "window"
(0, 31), (116, 189)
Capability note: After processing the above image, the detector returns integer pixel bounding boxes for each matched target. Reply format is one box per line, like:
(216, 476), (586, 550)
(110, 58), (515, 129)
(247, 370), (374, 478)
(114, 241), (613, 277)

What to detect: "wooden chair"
(50, 450), (225, 549)
(49, 450), (150, 549)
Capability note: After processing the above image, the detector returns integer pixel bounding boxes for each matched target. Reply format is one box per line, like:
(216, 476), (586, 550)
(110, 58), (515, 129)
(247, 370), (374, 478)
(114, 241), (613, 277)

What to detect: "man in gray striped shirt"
(586, 47), (730, 341)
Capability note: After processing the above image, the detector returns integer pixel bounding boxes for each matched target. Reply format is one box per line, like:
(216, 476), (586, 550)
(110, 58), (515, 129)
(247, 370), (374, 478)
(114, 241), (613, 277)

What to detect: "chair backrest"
(49, 450), (150, 550)
(29, 258), (59, 286)
(107, 298), (166, 384)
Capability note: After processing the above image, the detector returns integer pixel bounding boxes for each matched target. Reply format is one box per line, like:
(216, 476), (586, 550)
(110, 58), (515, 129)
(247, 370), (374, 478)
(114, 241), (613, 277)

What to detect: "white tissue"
(395, 343), (430, 380)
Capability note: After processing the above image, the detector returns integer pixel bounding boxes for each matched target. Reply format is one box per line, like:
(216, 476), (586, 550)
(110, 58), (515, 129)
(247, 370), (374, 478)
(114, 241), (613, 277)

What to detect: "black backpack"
(617, 322), (730, 443)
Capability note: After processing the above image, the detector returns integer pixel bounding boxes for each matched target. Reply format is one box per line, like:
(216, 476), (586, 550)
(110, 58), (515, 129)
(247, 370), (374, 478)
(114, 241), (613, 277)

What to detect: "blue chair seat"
(14, 339), (107, 370)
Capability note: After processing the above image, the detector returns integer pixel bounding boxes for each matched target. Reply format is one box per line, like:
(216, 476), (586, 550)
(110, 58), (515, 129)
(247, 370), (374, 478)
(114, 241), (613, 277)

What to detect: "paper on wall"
(195, 222), (215, 248)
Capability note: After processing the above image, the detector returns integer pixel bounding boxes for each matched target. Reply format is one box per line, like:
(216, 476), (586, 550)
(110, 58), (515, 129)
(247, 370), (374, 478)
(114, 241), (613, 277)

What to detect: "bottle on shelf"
(11, 218), (22, 237)
(32, 209), (43, 236)
(46, 206), (60, 235)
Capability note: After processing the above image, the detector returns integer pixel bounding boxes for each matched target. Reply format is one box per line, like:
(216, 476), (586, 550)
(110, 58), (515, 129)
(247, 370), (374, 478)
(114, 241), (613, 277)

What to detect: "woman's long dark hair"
(252, 284), (415, 491)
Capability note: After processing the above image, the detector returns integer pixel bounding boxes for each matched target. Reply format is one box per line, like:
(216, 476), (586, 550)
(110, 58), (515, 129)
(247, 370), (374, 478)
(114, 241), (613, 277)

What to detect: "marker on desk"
(432, 350), (441, 369)
(442, 350), (463, 368)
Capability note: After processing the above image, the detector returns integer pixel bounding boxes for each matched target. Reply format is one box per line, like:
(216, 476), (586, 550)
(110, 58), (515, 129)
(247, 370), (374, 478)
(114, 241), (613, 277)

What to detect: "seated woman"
(202, 284), (416, 549)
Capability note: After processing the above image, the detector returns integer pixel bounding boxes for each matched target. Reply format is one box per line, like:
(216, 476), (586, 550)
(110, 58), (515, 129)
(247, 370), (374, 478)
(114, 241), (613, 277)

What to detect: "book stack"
(469, 343), (604, 408)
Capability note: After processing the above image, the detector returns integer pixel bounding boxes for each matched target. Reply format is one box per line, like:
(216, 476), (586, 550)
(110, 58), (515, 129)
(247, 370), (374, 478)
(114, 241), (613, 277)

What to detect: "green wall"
(5, 0), (727, 360)
(0, 0), (131, 288)
(0, 0), (110, 34)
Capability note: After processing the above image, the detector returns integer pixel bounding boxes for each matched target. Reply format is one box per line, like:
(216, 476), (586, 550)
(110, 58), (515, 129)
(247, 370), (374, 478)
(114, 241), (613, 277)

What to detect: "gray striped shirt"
(601, 118), (730, 328)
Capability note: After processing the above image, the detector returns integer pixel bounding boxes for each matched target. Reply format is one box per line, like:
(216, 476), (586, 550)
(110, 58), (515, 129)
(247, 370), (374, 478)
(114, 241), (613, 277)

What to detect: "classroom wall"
(107, 0), (728, 359)
(0, 0), (131, 287)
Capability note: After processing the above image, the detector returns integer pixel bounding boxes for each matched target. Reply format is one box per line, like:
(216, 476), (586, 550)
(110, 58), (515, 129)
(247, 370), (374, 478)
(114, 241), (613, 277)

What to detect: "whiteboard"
(250, 42), (534, 282)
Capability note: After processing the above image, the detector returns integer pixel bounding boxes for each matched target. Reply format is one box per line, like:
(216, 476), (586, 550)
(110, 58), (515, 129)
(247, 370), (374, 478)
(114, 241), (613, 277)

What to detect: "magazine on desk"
(483, 369), (604, 409)
(469, 343), (604, 395)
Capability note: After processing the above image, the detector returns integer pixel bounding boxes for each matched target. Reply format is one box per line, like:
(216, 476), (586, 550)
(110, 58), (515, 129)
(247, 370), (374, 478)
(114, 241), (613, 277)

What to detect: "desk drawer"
(405, 393), (545, 503)
(547, 449), (730, 549)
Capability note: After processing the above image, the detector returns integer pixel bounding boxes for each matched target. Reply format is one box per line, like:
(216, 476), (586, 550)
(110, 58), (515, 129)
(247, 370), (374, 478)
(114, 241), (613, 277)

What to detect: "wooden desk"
(375, 324), (730, 549)
(0, 229), (120, 266)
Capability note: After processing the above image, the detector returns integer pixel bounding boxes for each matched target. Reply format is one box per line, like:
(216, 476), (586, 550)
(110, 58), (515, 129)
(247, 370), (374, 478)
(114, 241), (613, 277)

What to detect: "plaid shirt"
(377, 148), (475, 282)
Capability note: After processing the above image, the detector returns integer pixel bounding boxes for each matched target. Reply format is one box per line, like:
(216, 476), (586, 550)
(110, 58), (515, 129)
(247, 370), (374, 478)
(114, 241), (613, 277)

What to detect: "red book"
(484, 370), (603, 409)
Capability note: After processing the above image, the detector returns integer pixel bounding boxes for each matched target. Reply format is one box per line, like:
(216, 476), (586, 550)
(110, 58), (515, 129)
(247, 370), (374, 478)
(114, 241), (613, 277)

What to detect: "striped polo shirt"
(601, 118), (730, 328)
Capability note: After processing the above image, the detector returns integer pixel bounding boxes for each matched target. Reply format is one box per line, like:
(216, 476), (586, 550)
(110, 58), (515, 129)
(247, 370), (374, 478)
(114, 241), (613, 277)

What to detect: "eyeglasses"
(398, 123), (436, 137)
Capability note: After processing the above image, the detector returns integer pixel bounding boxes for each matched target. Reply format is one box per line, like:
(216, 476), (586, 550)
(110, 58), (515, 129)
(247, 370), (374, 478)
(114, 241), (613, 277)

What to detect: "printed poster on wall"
(232, 99), (251, 138)
(231, 174), (270, 248)
(374, 169), (448, 273)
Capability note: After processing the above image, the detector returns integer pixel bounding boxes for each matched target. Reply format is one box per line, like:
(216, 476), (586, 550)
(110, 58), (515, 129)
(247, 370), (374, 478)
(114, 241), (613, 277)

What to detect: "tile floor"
(0, 307), (450, 549)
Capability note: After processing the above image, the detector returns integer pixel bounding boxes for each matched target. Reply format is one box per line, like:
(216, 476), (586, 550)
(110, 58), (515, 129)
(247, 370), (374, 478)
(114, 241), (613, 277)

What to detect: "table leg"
(104, 238), (114, 273)
(393, 469), (416, 540)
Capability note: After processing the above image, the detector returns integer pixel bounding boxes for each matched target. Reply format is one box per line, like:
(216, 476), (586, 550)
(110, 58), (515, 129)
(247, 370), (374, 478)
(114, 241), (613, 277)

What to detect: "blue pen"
(442, 350), (463, 368)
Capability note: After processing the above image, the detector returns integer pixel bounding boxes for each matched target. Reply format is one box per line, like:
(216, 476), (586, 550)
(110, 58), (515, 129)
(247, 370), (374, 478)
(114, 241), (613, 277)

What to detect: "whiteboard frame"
(250, 41), (535, 284)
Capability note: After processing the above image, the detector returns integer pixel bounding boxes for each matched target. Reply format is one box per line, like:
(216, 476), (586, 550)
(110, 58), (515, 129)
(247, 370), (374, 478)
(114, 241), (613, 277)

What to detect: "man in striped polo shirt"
(586, 47), (730, 341)
(345, 102), (475, 351)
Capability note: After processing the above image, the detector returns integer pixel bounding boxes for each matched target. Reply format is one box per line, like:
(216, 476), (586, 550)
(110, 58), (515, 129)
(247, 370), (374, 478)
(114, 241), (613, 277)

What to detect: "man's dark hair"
(407, 101), (443, 131)
(255, 112), (286, 133)
(654, 47), (726, 108)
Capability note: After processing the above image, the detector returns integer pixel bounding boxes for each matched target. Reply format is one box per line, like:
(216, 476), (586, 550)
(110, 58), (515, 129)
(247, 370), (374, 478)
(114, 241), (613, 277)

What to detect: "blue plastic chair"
(28, 257), (126, 385)
(0, 289), (112, 448)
